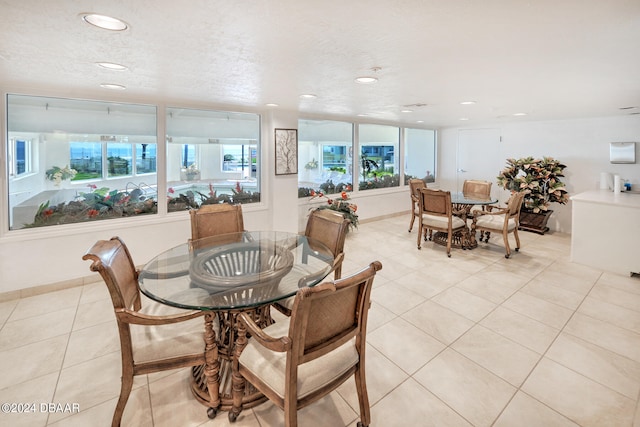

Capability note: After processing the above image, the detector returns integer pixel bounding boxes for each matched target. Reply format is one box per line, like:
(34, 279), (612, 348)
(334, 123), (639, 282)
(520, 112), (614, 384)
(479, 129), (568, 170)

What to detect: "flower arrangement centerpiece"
(496, 156), (568, 213)
(182, 163), (200, 181)
(45, 165), (77, 186)
(309, 187), (358, 230)
(304, 158), (318, 170)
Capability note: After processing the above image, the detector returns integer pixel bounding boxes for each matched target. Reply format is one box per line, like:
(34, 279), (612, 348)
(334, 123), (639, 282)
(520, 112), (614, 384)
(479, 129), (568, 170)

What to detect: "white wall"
(439, 115), (640, 233)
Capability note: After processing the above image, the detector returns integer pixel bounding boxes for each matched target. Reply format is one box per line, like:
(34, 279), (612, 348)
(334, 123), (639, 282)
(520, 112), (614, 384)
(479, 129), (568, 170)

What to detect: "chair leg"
(283, 394), (298, 427)
(112, 369), (134, 427)
(513, 228), (521, 252)
(229, 319), (249, 423)
(354, 364), (371, 427)
(503, 232), (511, 258)
(417, 223), (423, 249)
(408, 213), (415, 232)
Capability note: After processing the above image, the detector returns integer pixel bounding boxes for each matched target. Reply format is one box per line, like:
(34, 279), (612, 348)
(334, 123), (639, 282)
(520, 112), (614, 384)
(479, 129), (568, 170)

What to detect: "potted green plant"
(496, 156), (568, 234)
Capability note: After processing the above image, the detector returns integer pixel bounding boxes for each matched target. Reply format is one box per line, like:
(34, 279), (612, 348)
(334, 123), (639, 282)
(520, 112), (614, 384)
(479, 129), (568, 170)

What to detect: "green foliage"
(298, 180), (351, 199)
(311, 190), (359, 230)
(358, 174), (400, 190)
(167, 182), (260, 212)
(25, 186), (156, 228)
(496, 156), (568, 213)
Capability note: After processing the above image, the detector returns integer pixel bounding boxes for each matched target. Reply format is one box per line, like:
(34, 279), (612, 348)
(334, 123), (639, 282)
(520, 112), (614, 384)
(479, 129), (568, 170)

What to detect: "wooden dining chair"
(417, 188), (467, 257)
(462, 179), (492, 196)
(408, 178), (427, 232)
(228, 261), (383, 427)
(82, 237), (209, 427)
(471, 192), (525, 258)
(273, 209), (350, 316)
(189, 203), (245, 241)
(462, 179), (492, 217)
(189, 203), (245, 249)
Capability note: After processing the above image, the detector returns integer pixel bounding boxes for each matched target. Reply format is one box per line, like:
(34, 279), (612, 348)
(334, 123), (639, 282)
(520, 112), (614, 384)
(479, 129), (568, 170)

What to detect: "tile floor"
(1, 215), (640, 426)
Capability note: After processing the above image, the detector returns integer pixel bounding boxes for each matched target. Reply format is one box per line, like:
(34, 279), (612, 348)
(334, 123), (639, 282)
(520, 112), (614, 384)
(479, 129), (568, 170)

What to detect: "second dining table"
(431, 191), (498, 249)
(137, 230), (335, 418)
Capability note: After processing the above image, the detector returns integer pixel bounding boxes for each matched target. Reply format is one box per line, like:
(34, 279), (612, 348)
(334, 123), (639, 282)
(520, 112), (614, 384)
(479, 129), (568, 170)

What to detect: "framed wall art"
(274, 128), (298, 175)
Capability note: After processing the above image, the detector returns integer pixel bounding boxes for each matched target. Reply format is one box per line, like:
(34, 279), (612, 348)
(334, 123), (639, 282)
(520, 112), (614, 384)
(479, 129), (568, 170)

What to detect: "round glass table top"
(138, 231), (334, 311)
(451, 192), (497, 205)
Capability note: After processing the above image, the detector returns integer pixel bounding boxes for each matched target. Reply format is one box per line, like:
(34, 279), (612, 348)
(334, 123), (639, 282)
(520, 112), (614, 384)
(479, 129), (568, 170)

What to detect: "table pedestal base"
(190, 363), (267, 412)
(191, 305), (272, 417)
(432, 230), (477, 249)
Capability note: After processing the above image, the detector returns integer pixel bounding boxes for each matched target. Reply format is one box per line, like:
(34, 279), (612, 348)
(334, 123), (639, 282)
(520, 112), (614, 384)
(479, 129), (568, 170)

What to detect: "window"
(136, 143), (157, 174)
(166, 107), (261, 211)
(7, 94), (157, 230)
(106, 142), (133, 177)
(70, 142), (102, 180)
(404, 128), (436, 184)
(181, 144), (196, 168)
(358, 124), (400, 191)
(9, 138), (33, 176)
(221, 144), (257, 176)
(70, 139), (156, 180)
(298, 119), (353, 197)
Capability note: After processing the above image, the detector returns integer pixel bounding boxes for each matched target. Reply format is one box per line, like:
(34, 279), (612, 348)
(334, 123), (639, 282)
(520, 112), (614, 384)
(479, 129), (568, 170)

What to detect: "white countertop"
(571, 189), (640, 208)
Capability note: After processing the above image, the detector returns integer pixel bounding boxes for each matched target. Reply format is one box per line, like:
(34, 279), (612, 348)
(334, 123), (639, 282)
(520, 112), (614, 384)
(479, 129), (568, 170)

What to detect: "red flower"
(327, 199), (333, 204)
(88, 209), (99, 218)
(351, 205), (358, 212)
(310, 189), (316, 196)
(87, 184), (97, 190)
(168, 187), (175, 194)
(43, 209), (54, 217)
(341, 191), (348, 200)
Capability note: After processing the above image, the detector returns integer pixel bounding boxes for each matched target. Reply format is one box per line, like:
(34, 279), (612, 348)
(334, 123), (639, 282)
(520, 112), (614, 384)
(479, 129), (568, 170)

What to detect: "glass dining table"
(431, 192), (498, 249)
(138, 231), (335, 418)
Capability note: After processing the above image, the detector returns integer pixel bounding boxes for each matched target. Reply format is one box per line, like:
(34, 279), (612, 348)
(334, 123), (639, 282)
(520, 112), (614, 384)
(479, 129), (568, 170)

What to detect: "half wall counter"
(571, 190), (640, 276)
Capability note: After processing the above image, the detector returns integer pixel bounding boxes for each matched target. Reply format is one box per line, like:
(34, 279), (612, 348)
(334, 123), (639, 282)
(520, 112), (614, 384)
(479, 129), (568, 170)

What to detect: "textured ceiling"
(1, 0), (639, 128)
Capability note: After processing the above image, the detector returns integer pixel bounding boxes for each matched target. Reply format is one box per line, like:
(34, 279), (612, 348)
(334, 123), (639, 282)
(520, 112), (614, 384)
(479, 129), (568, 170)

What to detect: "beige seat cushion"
(130, 296), (210, 363)
(239, 319), (359, 399)
(421, 214), (466, 229)
(476, 214), (516, 231)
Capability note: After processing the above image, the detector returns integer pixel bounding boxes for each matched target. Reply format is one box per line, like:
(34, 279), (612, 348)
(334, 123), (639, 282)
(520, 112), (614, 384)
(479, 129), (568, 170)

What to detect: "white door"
(456, 128), (502, 199)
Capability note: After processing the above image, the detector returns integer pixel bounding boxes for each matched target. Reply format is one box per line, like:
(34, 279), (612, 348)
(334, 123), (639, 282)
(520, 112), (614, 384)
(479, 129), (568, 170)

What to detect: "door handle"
(457, 169), (467, 173)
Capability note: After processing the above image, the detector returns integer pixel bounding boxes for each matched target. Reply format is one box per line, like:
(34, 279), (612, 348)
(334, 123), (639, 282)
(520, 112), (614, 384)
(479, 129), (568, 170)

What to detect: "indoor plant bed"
(496, 156), (568, 234)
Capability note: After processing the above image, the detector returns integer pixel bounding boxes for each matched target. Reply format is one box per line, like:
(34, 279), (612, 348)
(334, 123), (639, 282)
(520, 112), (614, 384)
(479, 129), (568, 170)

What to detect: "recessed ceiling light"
(460, 101), (476, 105)
(513, 112), (527, 116)
(416, 120), (424, 123)
(299, 94), (317, 99)
(459, 118), (469, 121)
(355, 76), (378, 84)
(401, 109), (413, 113)
(81, 13), (128, 31)
(96, 62), (128, 71)
(357, 113), (369, 117)
(265, 103), (279, 107)
(100, 83), (126, 90)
